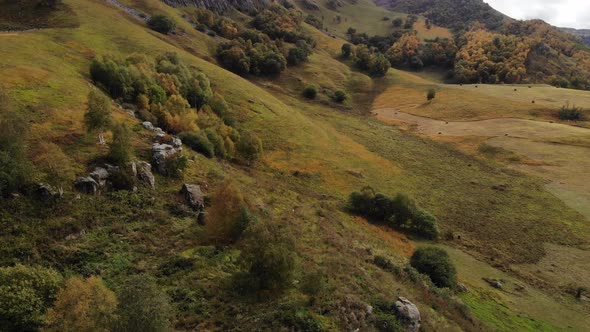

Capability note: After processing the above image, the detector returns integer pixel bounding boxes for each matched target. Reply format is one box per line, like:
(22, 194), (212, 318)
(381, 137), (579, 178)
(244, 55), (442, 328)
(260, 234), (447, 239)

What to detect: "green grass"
(295, 0), (452, 41)
(461, 292), (562, 332)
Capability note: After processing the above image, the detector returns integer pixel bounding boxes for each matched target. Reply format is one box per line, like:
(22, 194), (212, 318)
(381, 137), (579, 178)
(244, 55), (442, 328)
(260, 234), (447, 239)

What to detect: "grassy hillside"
(295, 0), (452, 41)
(1, 0), (589, 331)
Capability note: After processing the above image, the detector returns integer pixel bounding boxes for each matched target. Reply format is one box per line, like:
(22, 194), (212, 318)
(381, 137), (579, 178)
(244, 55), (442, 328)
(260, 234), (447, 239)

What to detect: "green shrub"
(207, 94), (235, 126)
(373, 255), (399, 274)
(348, 188), (439, 239)
(341, 43), (353, 58)
(0, 265), (63, 331)
(287, 40), (312, 66)
(427, 88), (436, 101)
(108, 123), (133, 165)
(303, 84), (318, 99)
(235, 221), (296, 294)
(85, 89), (112, 133)
(147, 14), (176, 34)
(410, 247), (457, 288)
(333, 90), (348, 103)
(559, 104), (585, 121)
(412, 209), (439, 240)
(205, 128), (227, 159)
(237, 131), (263, 163)
(179, 131), (215, 158)
(373, 300), (404, 332)
(369, 54), (391, 77)
(163, 154), (188, 178)
(109, 169), (136, 191)
(114, 275), (175, 332)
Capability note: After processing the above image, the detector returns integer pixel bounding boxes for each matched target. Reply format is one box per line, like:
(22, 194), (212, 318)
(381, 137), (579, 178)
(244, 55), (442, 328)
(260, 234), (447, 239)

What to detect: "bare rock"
(89, 167), (109, 187)
(394, 297), (421, 332)
(74, 177), (98, 195)
(483, 277), (503, 289)
(142, 121), (154, 130)
(152, 143), (181, 175)
(36, 183), (63, 200)
(136, 161), (155, 190)
(171, 137), (182, 148)
(180, 184), (205, 210)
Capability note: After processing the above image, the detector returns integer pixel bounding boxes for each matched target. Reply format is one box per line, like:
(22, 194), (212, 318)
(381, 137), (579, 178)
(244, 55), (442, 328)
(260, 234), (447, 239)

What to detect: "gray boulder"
(142, 121), (154, 130)
(36, 183), (63, 200)
(171, 137), (182, 148)
(152, 143), (181, 175)
(180, 184), (204, 210)
(137, 161), (155, 189)
(154, 132), (166, 142)
(394, 297), (421, 332)
(89, 167), (109, 187)
(105, 164), (120, 174)
(74, 177), (98, 195)
(128, 161), (137, 177)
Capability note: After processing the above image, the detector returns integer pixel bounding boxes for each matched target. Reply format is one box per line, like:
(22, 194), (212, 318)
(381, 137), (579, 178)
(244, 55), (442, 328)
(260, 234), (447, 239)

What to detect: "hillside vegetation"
(0, 0), (589, 331)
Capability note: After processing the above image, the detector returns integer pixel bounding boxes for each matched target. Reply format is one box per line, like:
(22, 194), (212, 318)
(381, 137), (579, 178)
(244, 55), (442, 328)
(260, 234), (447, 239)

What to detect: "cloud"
(485, 0), (590, 29)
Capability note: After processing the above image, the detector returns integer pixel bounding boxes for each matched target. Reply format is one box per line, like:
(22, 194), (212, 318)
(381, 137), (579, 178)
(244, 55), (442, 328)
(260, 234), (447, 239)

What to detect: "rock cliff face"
(161, 0), (273, 12)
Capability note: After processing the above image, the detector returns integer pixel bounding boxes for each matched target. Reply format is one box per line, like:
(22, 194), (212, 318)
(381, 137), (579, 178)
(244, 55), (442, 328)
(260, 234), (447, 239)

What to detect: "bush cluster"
(303, 84), (318, 99)
(147, 14), (176, 34)
(90, 53), (262, 163)
(559, 104), (585, 121)
(346, 28), (457, 73)
(410, 247), (457, 288)
(348, 187), (439, 239)
(211, 5), (314, 76)
(350, 44), (391, 77)
(217, 38), (287, 76)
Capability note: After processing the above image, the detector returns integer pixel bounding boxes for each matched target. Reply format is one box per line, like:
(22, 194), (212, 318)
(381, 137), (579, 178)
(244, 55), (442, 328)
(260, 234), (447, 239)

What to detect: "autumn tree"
(43, 276), (117, 332)
(386, 33), (421, 67)
(205, 181), (255, 245)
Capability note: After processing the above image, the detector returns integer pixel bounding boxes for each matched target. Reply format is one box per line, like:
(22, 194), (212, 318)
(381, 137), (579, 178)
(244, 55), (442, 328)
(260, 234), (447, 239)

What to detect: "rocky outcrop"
(152, 143), (182, 175)
(90, 167), (109, 187)
(161, 0), (273, 12)
(394, 297), (420, 332)
(74, 177), (99, 195)
(35, 183), (63, 200)
(180, 184), (205, 210)
(136, 161), (156, 190)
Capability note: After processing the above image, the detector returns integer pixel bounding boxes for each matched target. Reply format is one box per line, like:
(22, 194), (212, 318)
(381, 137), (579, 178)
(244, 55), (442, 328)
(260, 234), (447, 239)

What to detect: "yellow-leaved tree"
(43, 276), (117, 332)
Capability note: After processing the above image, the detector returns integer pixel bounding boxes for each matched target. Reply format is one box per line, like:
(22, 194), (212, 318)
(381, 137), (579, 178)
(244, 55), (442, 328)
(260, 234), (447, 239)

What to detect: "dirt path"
(372, 108), (590, 220)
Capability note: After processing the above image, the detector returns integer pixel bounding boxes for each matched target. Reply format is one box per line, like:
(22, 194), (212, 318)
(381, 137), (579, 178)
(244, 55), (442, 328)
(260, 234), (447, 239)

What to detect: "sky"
(484, 0), (590, 29)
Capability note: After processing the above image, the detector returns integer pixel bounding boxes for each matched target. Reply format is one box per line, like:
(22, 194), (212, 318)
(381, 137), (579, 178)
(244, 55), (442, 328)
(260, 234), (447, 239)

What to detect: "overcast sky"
(485, 0), (590, 29)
